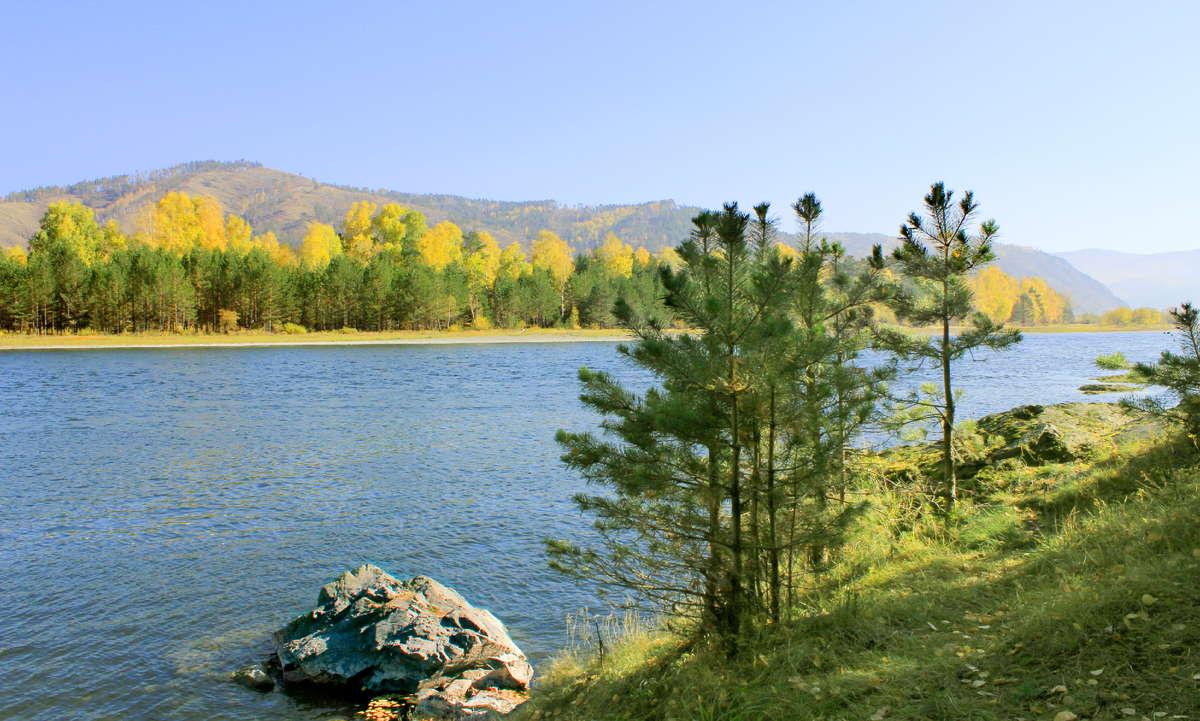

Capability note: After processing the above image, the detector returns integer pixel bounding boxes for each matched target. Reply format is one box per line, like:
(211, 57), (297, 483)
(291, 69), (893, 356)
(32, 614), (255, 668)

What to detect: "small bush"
(336, 326), (358, 334)
(280, 323), (307, 335)
(217, 309), (239, 333)
(1094, 351), (1130, 370)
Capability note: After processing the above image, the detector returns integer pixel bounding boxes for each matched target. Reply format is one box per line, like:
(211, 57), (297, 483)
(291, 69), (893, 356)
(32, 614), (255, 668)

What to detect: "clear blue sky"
(2, 0), (1196, 253)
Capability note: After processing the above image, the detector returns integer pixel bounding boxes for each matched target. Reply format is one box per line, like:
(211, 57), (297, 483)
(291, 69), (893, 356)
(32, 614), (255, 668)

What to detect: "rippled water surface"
(0, 332), (1172, 720)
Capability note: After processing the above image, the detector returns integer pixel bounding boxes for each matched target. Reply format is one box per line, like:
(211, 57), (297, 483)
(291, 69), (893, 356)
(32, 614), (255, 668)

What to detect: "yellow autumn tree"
(272, 239), (297, 267)
(248, 231), (295, 266)
(225, 215), (254, 253)
(969, 266), (1020, 323)
(29, 201), (105, 265)
(465, 231), (501, 284)
(5, 245), (27, 265)
(1131, 307), (1161, 325)
(371, 203), (426, 255)
(775, 243), (799, 261)
(149, 193), (199, 251)
(1019, 277), (1067, 324)
(1104, 307), (1134, 325)
(417, 221), (464, 271)
(464, 231), (501, 325)
(531, 230), (575, 319)
(98, 220), (126, 259)
(300, 222), (342, 270)
(595, 232), (634, 278)
(341, 201), (378, 261)
(633, 245), (651, 267)
(656, 246), (684, 270)
(499, 243), (528, 280)
(196, 196), (228, 250)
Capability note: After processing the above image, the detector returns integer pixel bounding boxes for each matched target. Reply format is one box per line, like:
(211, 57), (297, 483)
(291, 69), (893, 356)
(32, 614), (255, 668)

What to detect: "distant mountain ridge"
(1053, 249), (1200, 311)
(818, 233), (1126, 315)
(0, 162), (1128, 314)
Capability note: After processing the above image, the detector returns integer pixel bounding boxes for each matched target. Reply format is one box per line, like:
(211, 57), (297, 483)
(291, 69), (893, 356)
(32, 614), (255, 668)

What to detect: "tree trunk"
(706, 448), (721, 635)
(942, 314), (956, 507)
(767, 388), (780, 625)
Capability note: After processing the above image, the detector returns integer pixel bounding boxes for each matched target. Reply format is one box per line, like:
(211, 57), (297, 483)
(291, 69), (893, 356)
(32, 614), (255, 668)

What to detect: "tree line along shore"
(0, 190), (1169, 339)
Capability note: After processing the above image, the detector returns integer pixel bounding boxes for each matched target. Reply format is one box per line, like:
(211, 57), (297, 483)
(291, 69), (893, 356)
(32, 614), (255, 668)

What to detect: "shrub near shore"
(518, 413), (1200, 721)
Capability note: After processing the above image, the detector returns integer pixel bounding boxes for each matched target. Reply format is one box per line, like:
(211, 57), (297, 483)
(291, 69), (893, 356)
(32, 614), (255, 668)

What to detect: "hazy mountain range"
(1053, 249), (1200, 311)
(818, 233), (1128, 315)
(2, 161), (1193, 315)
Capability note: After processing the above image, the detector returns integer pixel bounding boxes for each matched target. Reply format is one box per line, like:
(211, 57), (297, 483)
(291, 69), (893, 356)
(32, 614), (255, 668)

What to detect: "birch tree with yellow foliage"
(418, 222), (464, 271)
(341, 201), (377, 261)
(968, 265), (1019, 322)
(225, 215), (254, 253)
(464, 230), (501, 326)
(531, 230), (574, 320)
(595, 232), (634, 278)
(371, 203), (425, 256)
(499, 243), (529, 280)
(300, 222), (342, 270)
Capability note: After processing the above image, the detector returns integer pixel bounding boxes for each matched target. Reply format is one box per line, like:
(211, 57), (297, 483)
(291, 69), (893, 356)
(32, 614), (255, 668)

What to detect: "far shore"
(0, 327), (635, 351)
(0, 322), (1173, 352)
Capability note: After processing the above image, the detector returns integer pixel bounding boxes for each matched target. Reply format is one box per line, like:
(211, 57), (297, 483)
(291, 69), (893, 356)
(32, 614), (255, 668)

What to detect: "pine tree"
(547, 200), (890, 651)
(1125, 301), (1200, 445)
(785, 195), (891, 574)
(876, 182), (1022, 508)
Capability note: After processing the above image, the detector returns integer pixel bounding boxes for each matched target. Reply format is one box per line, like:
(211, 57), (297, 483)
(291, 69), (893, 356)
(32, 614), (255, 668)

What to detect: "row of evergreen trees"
(0, 245), (669, 334)
(0, 198), (672, 334)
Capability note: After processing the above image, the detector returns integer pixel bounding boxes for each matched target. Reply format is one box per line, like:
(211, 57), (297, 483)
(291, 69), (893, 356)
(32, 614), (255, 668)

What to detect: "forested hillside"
(0, 161), (1139, 328)
(0, 162), (696, 255)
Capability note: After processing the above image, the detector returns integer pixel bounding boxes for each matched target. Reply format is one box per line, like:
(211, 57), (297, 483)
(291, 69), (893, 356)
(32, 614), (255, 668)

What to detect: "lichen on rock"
(272, 565), (532, 718)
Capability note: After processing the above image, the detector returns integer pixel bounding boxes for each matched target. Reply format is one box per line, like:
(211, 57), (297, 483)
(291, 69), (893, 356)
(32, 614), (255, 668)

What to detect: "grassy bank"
(0, 327), (633, 350)
(518, 424), (1199, 721)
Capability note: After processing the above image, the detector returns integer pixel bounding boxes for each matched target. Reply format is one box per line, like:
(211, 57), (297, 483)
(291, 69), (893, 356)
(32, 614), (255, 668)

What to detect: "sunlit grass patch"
(518, 428), (1200, 721)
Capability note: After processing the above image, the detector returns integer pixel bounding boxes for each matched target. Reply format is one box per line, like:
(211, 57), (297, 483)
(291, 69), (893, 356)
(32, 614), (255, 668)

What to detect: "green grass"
(517, 431), (1200, 721)
(1094, 352), (1131, 370)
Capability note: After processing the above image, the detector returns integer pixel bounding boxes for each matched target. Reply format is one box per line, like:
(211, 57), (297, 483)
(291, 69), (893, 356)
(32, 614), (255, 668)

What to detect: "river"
(0, 331), (1173, 720)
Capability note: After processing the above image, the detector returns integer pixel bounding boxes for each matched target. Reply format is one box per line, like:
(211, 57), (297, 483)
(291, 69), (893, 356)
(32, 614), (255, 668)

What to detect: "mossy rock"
(1078, 383), (1137, 394)
(876, 403), (1171, 488)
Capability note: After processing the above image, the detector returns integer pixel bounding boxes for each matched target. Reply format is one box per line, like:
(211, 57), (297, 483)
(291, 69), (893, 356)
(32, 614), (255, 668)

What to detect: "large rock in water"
(273, 565), (531, 717)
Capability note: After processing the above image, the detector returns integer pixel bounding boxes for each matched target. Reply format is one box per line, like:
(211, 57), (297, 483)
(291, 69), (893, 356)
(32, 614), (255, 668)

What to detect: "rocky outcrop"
(877, 402), (1171, 489)
(970, 402), (1168, 465)
(1078, 383), (1137, 395)
(272, 565), (531, 718)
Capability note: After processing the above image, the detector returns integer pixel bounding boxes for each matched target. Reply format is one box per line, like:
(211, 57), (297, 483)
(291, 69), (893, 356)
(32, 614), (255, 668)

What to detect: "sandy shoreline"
(0, 330), (635, 352)
(0, 323), (1172, 352)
